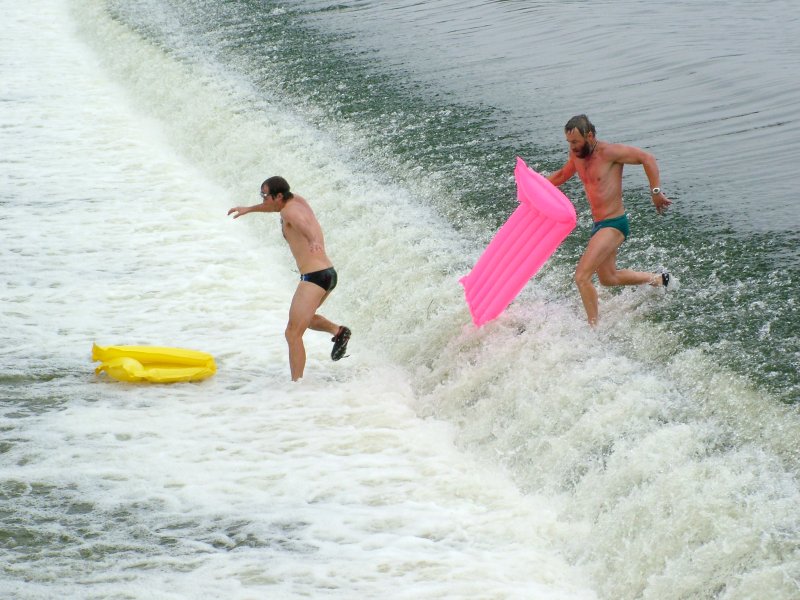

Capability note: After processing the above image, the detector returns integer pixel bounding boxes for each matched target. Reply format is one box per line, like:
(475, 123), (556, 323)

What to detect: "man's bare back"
(279, 195), (333, 275)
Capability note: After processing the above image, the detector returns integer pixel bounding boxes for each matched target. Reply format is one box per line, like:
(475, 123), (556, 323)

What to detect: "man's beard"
(576, 141), (592, 158)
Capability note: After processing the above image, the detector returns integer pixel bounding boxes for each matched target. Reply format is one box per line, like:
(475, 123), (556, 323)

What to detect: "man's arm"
(605, 143), (672, 214)
(547, 159), (577, 187)
(227, 202), (270, 219)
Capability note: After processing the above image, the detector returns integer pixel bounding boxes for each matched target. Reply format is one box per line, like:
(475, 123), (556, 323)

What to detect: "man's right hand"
(227, 206), (248, 219)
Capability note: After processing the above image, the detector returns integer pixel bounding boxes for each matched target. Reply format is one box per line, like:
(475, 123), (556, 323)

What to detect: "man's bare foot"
(650, 272), (670, 287)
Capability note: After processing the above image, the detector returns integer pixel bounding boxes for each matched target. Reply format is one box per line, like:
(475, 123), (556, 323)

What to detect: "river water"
(1, 1), (798, 598)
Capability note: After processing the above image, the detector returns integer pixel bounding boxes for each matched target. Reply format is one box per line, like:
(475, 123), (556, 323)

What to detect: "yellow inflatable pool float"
(92, 343), (216, 383)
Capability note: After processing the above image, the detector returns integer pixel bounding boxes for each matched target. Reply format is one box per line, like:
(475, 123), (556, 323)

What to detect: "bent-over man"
(228, 176), (350, 380)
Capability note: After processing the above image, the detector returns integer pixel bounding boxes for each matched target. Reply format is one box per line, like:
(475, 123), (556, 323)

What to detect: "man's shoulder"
(282, 196), (315, 221)
(601, 141), (647, 163)
(288, 194), (312, 208)
(282, 197), (305, 212)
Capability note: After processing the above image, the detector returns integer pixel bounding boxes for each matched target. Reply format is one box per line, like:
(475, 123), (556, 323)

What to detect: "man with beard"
(547, 114), (673, 326)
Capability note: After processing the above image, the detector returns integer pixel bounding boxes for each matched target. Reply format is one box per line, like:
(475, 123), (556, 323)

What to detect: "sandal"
(331, 326), (351, 361)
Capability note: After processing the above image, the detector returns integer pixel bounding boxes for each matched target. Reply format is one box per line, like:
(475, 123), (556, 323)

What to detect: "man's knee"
(285, 320), (307, 342)
(574, 268), (594, 288)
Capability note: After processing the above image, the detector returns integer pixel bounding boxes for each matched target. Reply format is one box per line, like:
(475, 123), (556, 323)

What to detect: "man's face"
(566, 128), (593, 158)
(261, 187), (281, 209)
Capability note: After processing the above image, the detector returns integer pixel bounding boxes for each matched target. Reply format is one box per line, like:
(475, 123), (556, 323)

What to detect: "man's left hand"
(653, 192), (671, 215)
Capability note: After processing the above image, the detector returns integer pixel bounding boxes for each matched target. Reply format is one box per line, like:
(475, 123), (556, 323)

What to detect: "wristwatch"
(651, 187), (661, 195)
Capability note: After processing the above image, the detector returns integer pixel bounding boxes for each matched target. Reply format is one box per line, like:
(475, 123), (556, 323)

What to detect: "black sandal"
(331, 326), (351, 361)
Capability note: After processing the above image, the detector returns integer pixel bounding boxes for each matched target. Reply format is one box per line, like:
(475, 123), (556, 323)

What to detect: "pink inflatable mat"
(460, 157), (576, 326)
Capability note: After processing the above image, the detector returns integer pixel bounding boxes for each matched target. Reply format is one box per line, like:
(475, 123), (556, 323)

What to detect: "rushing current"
(2, 0), (799, 598)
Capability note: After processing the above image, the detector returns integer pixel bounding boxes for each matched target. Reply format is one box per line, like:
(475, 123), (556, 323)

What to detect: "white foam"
(0, 1), (594, 597)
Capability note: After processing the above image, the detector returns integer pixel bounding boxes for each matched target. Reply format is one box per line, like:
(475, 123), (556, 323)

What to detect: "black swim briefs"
(300, 267), (338, 292)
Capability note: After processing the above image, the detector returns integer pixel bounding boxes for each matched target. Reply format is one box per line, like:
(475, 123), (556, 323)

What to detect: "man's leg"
(579, 228), (667, 325)
(308, 314), (339, 336)
(596, 251), (660, 287)
(575, 228), (625, 326)
(306, 291), (340, 336)
(286, 282), (327, 381)
(595, 232), (669, 289)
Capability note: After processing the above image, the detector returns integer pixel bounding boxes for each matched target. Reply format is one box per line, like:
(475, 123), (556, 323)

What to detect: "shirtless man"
(547, 115), (673, 326)
(228, 176), (350, 381)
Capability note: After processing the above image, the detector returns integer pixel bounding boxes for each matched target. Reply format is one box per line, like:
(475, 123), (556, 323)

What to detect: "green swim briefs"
(591, 212), (629, 240)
